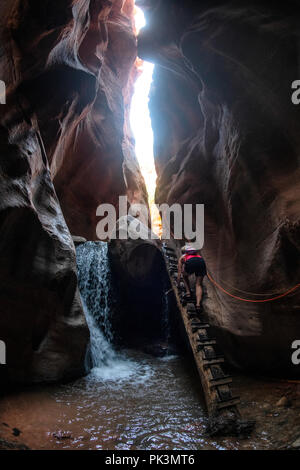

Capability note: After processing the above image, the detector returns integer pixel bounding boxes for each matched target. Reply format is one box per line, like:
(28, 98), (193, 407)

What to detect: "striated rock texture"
(138, 0), (300, 376)
(0, 0), (143, 383)
(50, 0), (149, 239)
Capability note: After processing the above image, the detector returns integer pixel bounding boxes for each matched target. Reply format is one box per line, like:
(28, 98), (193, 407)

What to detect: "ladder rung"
(192, 327), (203, 333)
(203, 358), (225, 367)
(216, 397), (240, 410)
(198, 336), (209, 343)
(197, 336), (215, 343)
(191, 322), (210, 329)
(188, 313), (198, 319)
(210, 377), (232, 387)
(197, 340), (217, 350)
(204, 353), (224, 361)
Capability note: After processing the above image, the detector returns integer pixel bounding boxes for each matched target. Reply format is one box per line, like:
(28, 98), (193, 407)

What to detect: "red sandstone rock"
(51, 0), (148, 240)
(138, 0), (300, 376)
(0, 0), (143, 383)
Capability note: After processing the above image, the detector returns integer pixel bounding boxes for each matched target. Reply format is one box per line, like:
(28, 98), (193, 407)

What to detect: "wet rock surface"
(0, 422), (29, 449)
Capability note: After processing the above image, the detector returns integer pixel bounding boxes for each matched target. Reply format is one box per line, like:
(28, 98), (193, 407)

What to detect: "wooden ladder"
(162, 243), (253, 433)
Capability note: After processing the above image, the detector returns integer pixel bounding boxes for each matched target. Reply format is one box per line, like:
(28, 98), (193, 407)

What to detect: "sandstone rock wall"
(50, 0), (149, 239)
(0, 0), (143, 383)
(138, 0), (300, 376)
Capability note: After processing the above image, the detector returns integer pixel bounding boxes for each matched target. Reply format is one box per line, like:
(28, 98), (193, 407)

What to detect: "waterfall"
(76, 242), (115, 369)
(76, 241), (153, 383)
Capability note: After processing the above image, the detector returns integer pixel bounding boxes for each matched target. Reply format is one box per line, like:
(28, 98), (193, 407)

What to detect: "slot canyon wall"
(0, 0), (147, 384)
(138, 0), (300, 375)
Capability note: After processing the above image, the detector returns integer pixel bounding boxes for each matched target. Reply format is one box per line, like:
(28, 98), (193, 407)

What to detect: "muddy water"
(0, 353), (207, 450)
(1, 351), (300, 450)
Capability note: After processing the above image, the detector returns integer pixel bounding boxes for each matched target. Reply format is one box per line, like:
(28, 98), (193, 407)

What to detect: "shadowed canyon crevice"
(0, 0), (299, 387)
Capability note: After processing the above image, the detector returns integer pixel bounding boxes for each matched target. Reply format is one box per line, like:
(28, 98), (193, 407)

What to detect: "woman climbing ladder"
(177, 246), (207, 313)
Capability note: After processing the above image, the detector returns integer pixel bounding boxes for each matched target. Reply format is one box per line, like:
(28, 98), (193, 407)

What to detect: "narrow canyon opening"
(71, 6), (181, 385)
(130, 6), (161, 237)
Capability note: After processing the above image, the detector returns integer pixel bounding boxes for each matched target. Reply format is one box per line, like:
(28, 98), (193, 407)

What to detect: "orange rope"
(215, 277), (289, 296)
(207, 273), (300, 303)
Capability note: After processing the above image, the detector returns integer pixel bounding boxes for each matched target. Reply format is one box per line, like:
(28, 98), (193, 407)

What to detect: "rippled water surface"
(1, 351), (300, 450)
(49, 352), (208, 450)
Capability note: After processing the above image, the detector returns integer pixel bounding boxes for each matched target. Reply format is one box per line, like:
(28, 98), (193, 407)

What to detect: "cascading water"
(76, 241), (153, 382)
(76, 242), (115, 369)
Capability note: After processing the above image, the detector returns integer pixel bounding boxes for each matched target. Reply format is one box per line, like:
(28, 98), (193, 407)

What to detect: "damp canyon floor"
(1, 351), (300, 450)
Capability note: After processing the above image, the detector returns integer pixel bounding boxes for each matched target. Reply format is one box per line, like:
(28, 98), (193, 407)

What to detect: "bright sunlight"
(130, 6), (162, 237)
